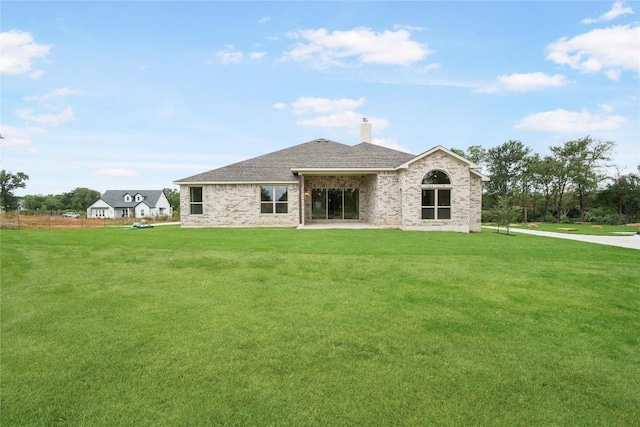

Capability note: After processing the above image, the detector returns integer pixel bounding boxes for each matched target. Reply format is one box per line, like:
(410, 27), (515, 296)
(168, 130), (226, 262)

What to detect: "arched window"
(422, 170), (450, 185)
(421, 170), (451, 220)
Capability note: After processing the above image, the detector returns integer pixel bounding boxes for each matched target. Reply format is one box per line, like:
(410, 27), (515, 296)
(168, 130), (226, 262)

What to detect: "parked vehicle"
(62, 212), (80, 218)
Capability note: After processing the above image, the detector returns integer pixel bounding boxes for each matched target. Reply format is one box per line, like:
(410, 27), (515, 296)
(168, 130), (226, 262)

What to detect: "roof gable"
(399, 145), (477, 169)
(100, 190), (165, 208)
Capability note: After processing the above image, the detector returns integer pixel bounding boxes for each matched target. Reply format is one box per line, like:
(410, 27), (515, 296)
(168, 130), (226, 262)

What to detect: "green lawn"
(2, 226), (639, 426)
(505, 222), (640, 236)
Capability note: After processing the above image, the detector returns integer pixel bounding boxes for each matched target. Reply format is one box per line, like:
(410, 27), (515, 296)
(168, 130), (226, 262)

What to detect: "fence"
(0, 213), (176, 230)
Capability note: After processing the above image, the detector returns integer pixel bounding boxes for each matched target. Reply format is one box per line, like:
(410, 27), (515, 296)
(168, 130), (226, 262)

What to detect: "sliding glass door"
(311, 188), (359, 220)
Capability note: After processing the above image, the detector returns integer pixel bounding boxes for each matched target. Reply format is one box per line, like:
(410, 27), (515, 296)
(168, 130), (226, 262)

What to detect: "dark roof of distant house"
(175, 139), (417, 183)
(100, 190), (166, 208)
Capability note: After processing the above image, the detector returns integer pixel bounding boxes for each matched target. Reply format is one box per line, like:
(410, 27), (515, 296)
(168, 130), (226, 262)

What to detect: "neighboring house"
(174, 122), (489, 232)
(86, 190), (173, 219)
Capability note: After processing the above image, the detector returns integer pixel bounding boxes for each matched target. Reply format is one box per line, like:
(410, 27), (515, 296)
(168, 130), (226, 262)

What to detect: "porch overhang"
(292, 168), (391, 176)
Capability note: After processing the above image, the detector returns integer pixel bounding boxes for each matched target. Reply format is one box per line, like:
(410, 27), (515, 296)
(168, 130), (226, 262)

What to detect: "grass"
(503, 222), (640, 236)
(2, 226), (639, 426)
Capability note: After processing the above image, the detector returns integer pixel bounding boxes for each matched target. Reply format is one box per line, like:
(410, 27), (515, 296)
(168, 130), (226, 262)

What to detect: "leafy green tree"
(24, 194), (47, 211)
(484, 140), (531, 219)
(530, 155), (558, 222)
(465, 145), (488, 170)
(61, 188), (101, 211)
(449, 147), (466, 157)
(550, 137), (613, 223)
(599, 166), (640, 224)
(0, 170), (29, 211)
(492, 195), (520, 235)
(42, 196), (61, 212)
(163, 188), (180, 216)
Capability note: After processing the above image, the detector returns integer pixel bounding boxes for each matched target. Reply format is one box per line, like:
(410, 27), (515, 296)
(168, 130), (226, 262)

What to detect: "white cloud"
(476, 72), (567, 93)
(249, 51), (266, 60)
(582, 1), (634, 24)
(16, 107), (75, 126)
(515, 108), (627, 133)
(291, 97), (365, 114)
(372, 137), (411, 153)
(296, 110), (389, 130)
(284, 96), (389, 134)
(272, 102), (287, 110)
(393, 24), (425, 32)
(93, 168), (139, 178)
(257, 16), (271, 25)
(24, 87), (83, 102)
(214, 46), (266, 64)
(546, 24), (640, 79)
(216, 46), (243, 64)
(0, 125), (32, 146)
(284, 27), (431, 67)
(0, 30), (51, 75)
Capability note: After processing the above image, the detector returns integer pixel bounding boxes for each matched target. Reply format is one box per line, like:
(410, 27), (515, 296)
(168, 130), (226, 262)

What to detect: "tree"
(550, 137), (613, 223)
(484, 140), (531, 219)
(492, 195), (520, 235)
(0, 170), (29, 211)
(600, 166), (640, 224)
(530, 155), (558, 222)
(449, 147), (466, 158)
(61, 187), (101, 211)
(570, 137), (614, 223)
(163, 188), (180, 216)
(465, 145), (488, 171)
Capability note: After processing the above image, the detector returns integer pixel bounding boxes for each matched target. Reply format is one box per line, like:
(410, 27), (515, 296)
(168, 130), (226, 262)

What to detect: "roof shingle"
(175, 139), (416, 183)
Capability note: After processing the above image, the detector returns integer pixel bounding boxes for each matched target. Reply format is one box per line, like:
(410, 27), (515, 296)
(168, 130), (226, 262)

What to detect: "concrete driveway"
(482, 226), (640, 250)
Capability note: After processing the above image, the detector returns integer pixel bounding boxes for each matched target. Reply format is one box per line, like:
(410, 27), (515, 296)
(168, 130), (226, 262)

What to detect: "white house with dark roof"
(174, 121), (488, 232)
(86, 190), (172, 219)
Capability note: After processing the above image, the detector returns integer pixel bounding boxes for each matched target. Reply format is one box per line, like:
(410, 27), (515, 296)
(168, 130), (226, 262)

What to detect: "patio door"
(311, 188), (359, 220)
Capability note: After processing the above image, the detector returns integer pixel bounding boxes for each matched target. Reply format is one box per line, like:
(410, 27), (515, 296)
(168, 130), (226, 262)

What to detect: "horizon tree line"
(3, 138), (639, 224)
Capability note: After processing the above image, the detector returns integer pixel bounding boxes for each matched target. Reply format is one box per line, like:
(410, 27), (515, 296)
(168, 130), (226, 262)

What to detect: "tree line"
(0, 171), (180, 216)
(452, 136), (640, 225)
(3, 139), (639, 225)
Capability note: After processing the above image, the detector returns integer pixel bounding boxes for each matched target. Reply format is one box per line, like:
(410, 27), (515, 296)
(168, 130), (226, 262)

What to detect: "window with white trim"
(189, 187), (203, 214)
(421, 170), (452, 220)
(260, 186), (288, 214)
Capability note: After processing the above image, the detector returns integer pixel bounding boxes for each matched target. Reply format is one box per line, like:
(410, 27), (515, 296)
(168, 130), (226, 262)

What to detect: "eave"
(292, 168), (394, 176)
(173, 180), (300, 185)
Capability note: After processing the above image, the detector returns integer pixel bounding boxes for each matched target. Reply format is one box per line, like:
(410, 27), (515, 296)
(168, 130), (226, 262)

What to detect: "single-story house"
(86, 190), (173, 219)
(174, 122), (488, 232)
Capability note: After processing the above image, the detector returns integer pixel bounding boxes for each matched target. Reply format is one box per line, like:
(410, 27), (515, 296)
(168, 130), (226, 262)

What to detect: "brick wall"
(180, 184), (299, 227)
(399, 152), (473, 232)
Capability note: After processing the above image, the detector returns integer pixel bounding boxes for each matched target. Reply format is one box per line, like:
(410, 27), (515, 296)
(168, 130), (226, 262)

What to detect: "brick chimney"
(360, 117), (372, 143)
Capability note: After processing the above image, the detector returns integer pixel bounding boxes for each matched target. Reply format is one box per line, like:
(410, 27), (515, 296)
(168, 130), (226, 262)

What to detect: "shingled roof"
(99, 190), (166, 208)
(175, 139), (416, 183)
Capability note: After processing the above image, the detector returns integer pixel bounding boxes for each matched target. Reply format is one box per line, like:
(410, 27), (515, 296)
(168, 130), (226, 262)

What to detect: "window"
(135, 194), (143, 202)
(422, 170), (451, 185)
(189, 187), (203, 214)
(261, 186), (288, 214)
(421, 170), (451, 220)
(422, 189), (451, 219)
(124, 194), (132, 202)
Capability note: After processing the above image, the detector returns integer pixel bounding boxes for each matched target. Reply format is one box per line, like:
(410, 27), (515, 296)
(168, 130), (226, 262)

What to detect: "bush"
(481, 210), (498, 223)
(585, 207), (625, 225)
(560, 215), (574, 224)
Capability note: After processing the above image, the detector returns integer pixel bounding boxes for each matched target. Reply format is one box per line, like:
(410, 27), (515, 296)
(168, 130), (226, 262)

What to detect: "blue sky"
(2, 1), (639, 196)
